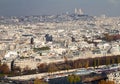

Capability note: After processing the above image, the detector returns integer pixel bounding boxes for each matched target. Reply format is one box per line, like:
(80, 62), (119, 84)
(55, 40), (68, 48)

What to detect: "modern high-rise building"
(45, 34), (53, 42)
(30, 37), (34, 45)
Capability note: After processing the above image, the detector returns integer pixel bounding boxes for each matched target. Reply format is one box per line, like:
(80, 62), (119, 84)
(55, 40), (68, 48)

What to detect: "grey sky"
(0, 0), (120, 16)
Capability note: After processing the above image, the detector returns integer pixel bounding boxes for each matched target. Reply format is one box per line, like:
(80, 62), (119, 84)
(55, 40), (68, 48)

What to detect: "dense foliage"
(98, 80), (115, 84)
(33, 46), (50, 52)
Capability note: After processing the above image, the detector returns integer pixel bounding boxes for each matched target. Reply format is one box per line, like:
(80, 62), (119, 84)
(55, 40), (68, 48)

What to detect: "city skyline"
(0, 0), (120, 16)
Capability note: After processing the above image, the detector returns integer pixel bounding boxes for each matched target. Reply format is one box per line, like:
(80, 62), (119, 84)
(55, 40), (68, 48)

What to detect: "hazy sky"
(0, 0), (120, 16)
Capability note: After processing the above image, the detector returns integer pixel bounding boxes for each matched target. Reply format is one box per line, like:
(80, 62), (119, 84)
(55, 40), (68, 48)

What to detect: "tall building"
(45, 34), (53, 42)
(75, 8), (84, 15)
(30, 37), (34, 45)
(30, 37), (34, 48)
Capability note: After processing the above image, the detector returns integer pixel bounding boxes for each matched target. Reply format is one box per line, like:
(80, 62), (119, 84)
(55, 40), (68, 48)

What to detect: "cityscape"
(0, 8), (119, 84)
(0, 0), (120, 84)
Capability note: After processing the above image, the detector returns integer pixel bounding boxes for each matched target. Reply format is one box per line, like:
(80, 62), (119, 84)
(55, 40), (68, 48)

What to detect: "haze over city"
(0, 0), (120, 16)
(1, 0), (120, 84)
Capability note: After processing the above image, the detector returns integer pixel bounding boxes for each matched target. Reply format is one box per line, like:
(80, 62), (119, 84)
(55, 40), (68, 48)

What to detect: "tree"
(67, 75), (74, 84)
(64, 64), (71, 72)
(64, 56), (68, 63)
(12, 66), (21, 76)
(13, 66), (21, 72)
(106, 57), (110, 66)
(111, 58), (115, 64)
(33, 46), (50, 52)
(48, 63), (58, 74)
(22, 65), (32, 75)
(73, 62), (78, 69)
(78, 62), (82, 68)
(73, 75), (81, 84)
(84, 60), (89, 68)
(98, 80), (115, 84)
(37, 63), (48, 73)
(93, 59), (97, 68)
(104, 33), (114, 41)
(34, 78), (48, 84)
(96, 58), (100, 68)
(0, 63), (10, 74)
(67, 74), (80, 84)
(117, 56), (120, 64)
(107, 81), (115, 84)
(23, 65), (30, 71)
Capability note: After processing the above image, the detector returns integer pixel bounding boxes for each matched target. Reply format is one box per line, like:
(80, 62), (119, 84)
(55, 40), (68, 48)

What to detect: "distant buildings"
(75, 8), (84, 15)
(107, 71), (120, 84)
(0, 10), (120, 72)
(45, 34), (53, 42)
